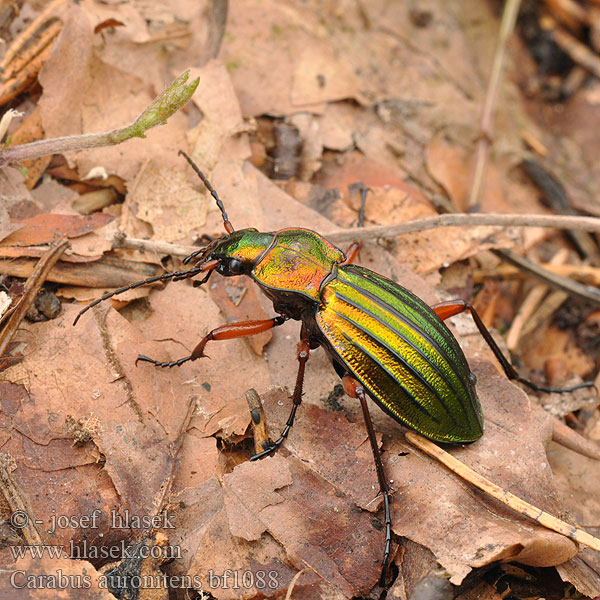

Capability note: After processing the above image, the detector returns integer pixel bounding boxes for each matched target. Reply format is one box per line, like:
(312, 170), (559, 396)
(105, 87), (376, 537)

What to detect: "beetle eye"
(228, 258), (244, 275)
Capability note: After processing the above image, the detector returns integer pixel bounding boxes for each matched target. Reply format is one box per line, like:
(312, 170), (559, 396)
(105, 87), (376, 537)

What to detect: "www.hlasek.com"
(10, 569), (281, 591)
(10, 539), (181, 562)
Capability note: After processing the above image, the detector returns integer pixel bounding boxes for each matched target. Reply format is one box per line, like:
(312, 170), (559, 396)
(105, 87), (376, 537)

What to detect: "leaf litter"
(0, 0), (599, 598)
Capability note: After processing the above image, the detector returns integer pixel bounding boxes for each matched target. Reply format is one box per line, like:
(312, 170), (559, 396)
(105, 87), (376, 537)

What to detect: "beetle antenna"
(72, 263), (217, 326)
(179, 150), (235, 234)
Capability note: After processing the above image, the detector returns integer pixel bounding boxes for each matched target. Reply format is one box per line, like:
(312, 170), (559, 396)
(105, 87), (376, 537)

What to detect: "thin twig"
(491, 248), (600, 304)
(113, 235), (195, 258)
(284, 568), (312, 600)
(112, 212), (600, 257)
(0, 454), (44, 544)
(474, 262), (600, 287)
(542, 0), (589, 31)
(406, 432), (600, 552)
(324, 213), (600, 245)
(468, 0), (522, 208)
(521, 289), (568, 338)
(552, 420), (600, 461)
(0, 71), (199, 167)
(106, 214), (600, 306)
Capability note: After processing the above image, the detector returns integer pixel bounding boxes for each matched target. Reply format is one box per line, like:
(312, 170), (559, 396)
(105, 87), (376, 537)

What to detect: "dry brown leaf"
(362, 1), (486, 103)
(519, 324), (595, 384)
(166, 448), (384, 598)
(542, 87), (600, 217)
(317, 102), (358, 152)
(34, 3), (190, 185)
(79, 0), (166, 90)
(317, 150), (424, 202)
(246, 369), (580, 586)
(249, 163), (338, 233)
(2, 2), (600, 599)
(38, 4), (93, 140)
(0, 168), (34, 224)
(189, 60), (244, 134)
(121, 163), (208, 243)
(166, 477), (305, 600)
(2, 228), (598, 598)
(1, 306), (190, 537)
(151, 352), (596, 597)
(219, 1), (326, 117)
(67, 231), (112, 259)
(291, 39), (368, 106)
(387, 539), (442, 600)
(1, 213), (113, 247)
(426, 133), (531, 215)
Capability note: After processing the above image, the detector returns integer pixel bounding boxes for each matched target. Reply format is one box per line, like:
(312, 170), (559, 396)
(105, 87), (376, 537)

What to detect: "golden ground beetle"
(74, 151), (592, 585)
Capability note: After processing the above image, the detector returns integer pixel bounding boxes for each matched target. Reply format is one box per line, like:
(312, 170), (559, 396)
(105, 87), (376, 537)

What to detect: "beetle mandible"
(74, 151), (592, 584)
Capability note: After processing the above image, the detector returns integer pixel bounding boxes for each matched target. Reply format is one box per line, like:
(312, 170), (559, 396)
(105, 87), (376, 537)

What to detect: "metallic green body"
(211, 227), (483, 443)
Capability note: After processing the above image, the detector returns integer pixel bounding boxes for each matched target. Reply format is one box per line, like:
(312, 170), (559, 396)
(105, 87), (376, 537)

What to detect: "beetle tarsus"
(378, 493), (393, 587)
(136, 354), (194, 368)
(516, 376), (594, 394)
(183, 249), (204, 265)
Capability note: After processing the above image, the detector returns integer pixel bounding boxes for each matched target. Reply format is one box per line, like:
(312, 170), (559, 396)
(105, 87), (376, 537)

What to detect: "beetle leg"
(250, 330), (311, 460)
(432, 300), (594, 393)
(341, 375), (392, 587)
(137, 316), (287, 368)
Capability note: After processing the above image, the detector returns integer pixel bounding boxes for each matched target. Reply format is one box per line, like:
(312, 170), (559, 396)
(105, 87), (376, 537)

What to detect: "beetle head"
(193, 228), (275, 277)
